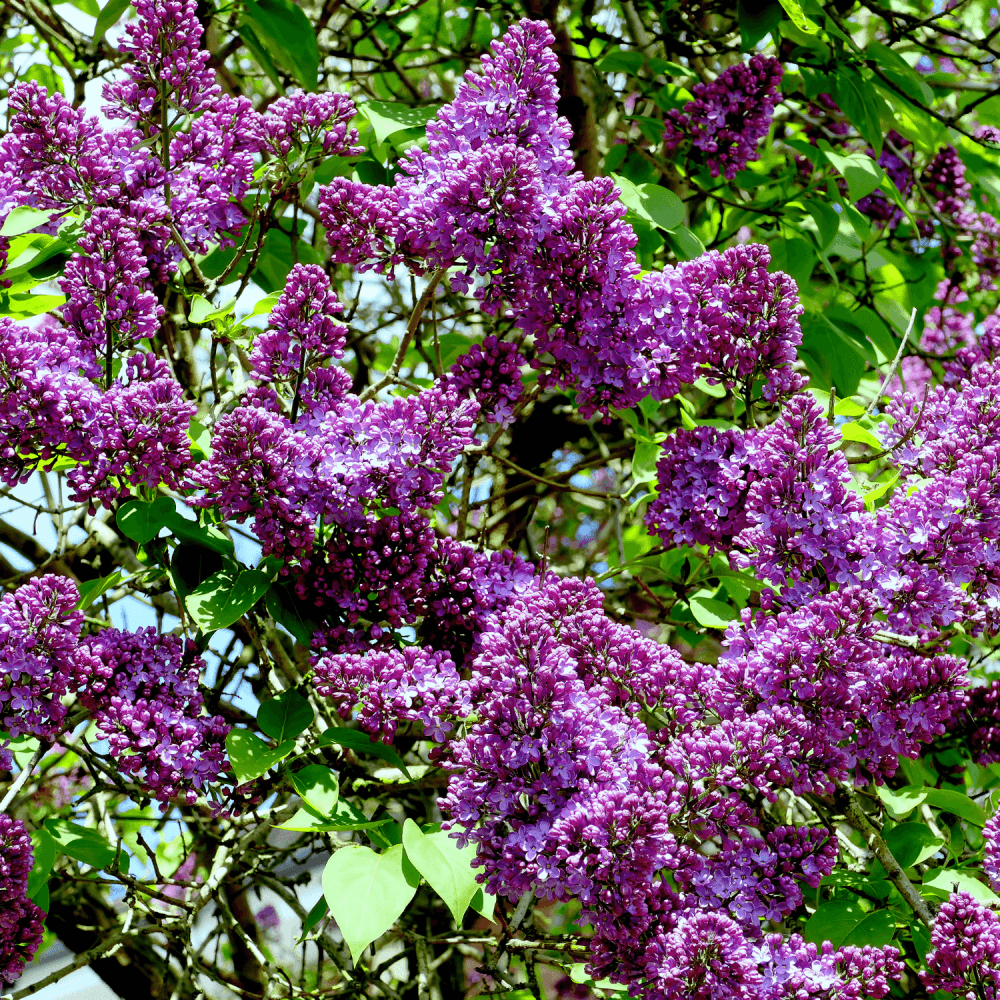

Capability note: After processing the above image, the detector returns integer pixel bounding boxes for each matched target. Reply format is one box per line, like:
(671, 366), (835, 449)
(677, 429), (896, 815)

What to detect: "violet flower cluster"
(662, 54), (783, 180)
(0, 815), (45, 985)
(318, 22), (798, 416)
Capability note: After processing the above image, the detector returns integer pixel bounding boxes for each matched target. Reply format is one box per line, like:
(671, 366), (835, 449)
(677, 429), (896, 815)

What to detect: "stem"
(290, 346), (308, 425)
(360, 269), (447, 403)
(862, 308), (917, 418)
(842, 785), (934, 927)
(0, 742), (47, 813)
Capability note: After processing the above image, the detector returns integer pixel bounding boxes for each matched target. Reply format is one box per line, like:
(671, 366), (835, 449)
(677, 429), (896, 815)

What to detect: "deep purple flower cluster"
(262, 90), (363, 160)
(446, 336), (524, 426)
(80, 628), (231, 804)
(922, 891), (1000, 996)
(60, 207), (163, 363)
(248, 263), (348, 383)
(0, 574), (91, 739)
(314, 645), (469, 743)
(0, 815), (45, 985)
(647, 395), (862, 586)
(662, 55), (783, 180)
(318, 22), (795, 416)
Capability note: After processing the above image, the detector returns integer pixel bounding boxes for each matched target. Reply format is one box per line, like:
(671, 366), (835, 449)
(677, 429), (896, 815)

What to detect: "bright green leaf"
(824, 150), (885, 203)
(841, 422), (883, 451)
(225, 731), (297, 785)
(0, 207), (56, 238)
(317, 728), (412, 779)
(258, 688), (314, 743)
(778, 0), (819, 32)
(186, 566), (274, 633)
(923, 868), (999, 903)
(664, 225), (705, 261)
(636, 184), (684, 230)
(839, 910), (896, 948)
(470, 888), (496, 921)
(402, 819), (481, 924)
(297, 896), (328, 942)
(363, 102), (440, 145)
(322, 845), (420, 963)
(877, 784), (927, 817)
(881, 823), (945, 868)
(689, 596), (739, 629)
(94, 0), (130, 37)
(117, 496), (175, 544)
(241, 0), (319, 90)
(75, 570), (125, 611)
(922, 788), (988, 827)
(291, 765), (339, 817)
(804, 899), (869, 948)
(26, 831), (56, 898)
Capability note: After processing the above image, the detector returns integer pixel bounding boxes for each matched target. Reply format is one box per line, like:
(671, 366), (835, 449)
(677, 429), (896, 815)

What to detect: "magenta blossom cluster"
(446, 336), (525, 426)
(662, 54), (783, 180)
(314, 645), (470, 743)
(0, 815), (45, 985)
(318, 22), (797, 416)
(921, 891), (1000, 995)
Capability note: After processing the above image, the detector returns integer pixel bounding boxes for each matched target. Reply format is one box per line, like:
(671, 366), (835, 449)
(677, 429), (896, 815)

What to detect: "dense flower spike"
(80, 629), (231, 804)
(0, 893), (44, 985)
(59, 208), (163, 364)
(446, 336), (524, 425)
(314, 645), (469, 742)
(248, 264), (348, 383)
(662, 55), (783, 179)
(922, 891), (1000, 995)
(0, 575), (90, 739)
(262, 90), (363, 159)
(103, 0), (220, 121)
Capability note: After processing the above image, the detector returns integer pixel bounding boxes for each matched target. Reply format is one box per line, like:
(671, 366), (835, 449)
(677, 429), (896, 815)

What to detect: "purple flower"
(922, 891), (1000, 996)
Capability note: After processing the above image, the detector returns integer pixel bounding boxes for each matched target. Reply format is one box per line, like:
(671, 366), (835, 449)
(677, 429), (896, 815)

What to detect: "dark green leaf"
(241, 0), (319, 90)
(921, 788), (987, 826)
(94, 0), (130, 38)
(226, 731), (297, 785)
(363, 102), (440, 145)
(117, 496), (175, 544)
(163, 511), (234, 556)
(737, 0), (783, 50)
(664, 225), (705, 261)
(43, 820), (115, 870)
(839, 910), (896, 948)
(297, 896), (328, 942)
(317, 728), (412, 779)
(265, 583), (322, 647)
(824, 150), (885, 203)
(258, 688), (314, 743)
(880, 823), (946, 869)
(470, 888), (496, 921)
(596, 49), (644, 75)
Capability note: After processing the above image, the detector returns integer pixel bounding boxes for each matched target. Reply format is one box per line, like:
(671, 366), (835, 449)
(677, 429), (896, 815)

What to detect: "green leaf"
(841, 422), (884, 451)
(225, 731), (297, 785)
(880, 823), (945, 869)
(0, 207), (56, 238)
(26, 831), (56, 898)
(832, 70), (884, 157)
(317, 728), (412, 779)
(402, 819), (481, 924)
(778, 0), (819, 32)
(922, 788), (988, 827)
(117, 496), (175, 544)
(362, 102), (440, 145)
(863, 471), (900, 512)
(689, 596), (739, 629)
(637, 184), (684, 230)
(297, 896), (328, 942)
(824, 150), (885, 203)
(631, 439), (662, 483)
(290, 765), (339, 817)
(839, 910), (896, 948)
(278, 799), (392, 832)
(804, 899), (869, 948)
(258, 688), (314, 743)
(75, 570), (124, 611)
(163, 510), (234, 556)
(923, 868), (999, 903)
(94, 0), (130, 38)
(241, 0), (319, 90)
(43, 820), (115, 870)
(470, 888), (496, 921)
(664, 225), (705, 261)
(877, 784), (927, 818)
(265, 583), (322, 646)
(186, 566), (274, 632)
(802, 198), (839, 249)
(1, 293), (67, 318)
(596, 49), (644, 75)
(322, 844), (420, 963)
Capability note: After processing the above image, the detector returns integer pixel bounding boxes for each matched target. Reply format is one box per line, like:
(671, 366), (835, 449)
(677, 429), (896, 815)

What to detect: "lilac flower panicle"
(0, 575), (91, 739)
(248, 263), (348, 383)
(447, 336), (524, 426)
(314, 645), (470, 743)
(263, 90), (363, 159)
(80, 628), (231, 804)
(922, 891), (1000, 996)
(0, 815), (44, 986)
(663, 55), (783, 179)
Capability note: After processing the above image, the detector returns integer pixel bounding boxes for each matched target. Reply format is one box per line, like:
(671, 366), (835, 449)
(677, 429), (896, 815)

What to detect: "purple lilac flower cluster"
(0, 576), (230, 805)
(0, 815), (45, 985)
(314, 646), (470, 743)
(446, 336), (525, 426)
(662, 55), (783, 180)
(921, 891), (1000, 995)
(318, 22), (798, 417)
